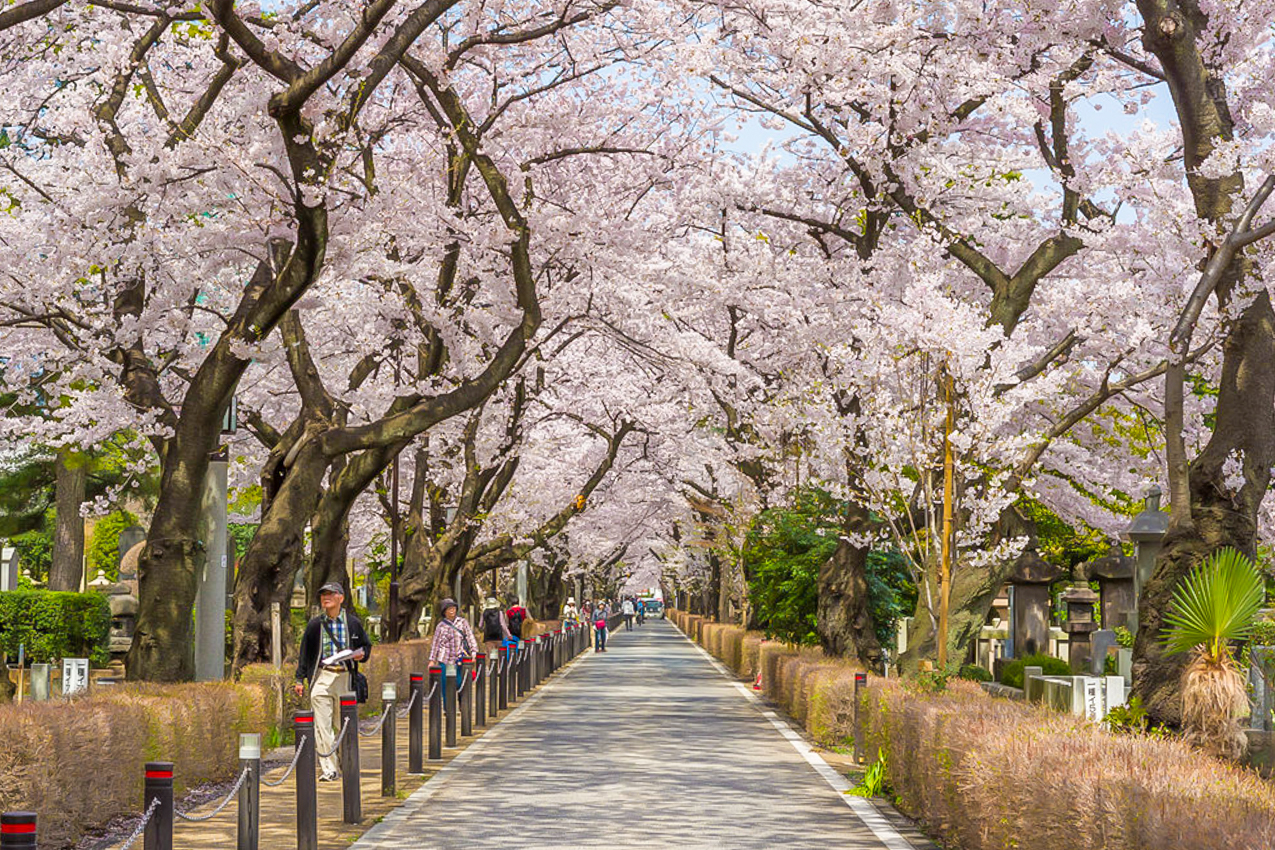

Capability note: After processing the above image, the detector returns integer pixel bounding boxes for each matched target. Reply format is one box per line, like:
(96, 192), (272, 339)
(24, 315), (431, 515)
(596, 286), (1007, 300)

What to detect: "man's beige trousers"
(311, 668), (349, 776)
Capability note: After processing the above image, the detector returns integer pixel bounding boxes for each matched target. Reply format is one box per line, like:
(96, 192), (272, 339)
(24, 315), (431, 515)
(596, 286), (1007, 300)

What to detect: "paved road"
(354, 619), (908, 850)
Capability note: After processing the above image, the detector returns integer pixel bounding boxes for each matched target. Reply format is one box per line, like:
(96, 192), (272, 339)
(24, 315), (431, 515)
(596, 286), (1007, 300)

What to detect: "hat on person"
(439, 597), (459, 615)
(484, 596), (499, 609)
(567, 596), (576, 605)
(318, 582), (344, 596)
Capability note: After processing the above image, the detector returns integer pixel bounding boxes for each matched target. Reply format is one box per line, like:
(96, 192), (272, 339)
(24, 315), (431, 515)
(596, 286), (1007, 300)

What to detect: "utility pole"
(937, 369), (955, 670)
(387, 352), (402, 643)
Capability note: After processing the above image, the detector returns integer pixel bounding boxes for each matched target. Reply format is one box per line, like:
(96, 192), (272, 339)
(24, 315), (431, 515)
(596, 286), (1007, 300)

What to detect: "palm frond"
(1162, 547), (1265, 661)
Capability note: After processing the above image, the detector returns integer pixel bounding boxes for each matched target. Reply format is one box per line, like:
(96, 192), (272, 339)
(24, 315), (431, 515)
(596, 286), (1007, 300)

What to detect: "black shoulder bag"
(321, 617), (369, 703)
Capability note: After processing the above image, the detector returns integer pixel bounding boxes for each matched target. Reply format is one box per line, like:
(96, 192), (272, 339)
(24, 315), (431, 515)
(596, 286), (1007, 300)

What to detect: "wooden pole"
(938, 370), (955, 670)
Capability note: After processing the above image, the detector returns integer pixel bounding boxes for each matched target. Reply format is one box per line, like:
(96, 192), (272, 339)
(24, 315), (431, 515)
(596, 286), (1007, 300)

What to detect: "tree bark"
(48, 448), (86, 591)
(817, 500), (883, 668)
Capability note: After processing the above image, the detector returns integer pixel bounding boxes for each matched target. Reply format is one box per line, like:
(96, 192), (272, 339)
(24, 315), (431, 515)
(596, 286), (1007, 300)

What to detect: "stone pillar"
(1008, 550), (1063, 658)
(1088, 545), (1136, 632)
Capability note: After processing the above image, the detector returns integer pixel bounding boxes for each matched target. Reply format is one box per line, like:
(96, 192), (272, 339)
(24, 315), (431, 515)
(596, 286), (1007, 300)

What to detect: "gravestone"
(62, 658), (89, 696)
(116, 526), (146, 579)
(1090, 629), (1118, 676)
(1008, 550), (1063, 658)
(0, 546), (18, 591)
(30, 663), (51, 701)
(1088, 545), (1137, 631)
(1250, 647), (1275, 731)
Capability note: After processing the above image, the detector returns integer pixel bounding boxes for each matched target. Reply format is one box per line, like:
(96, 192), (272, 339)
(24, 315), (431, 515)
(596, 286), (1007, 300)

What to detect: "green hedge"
(999, 653), (1071, 689)
(0, 591), (111, 666)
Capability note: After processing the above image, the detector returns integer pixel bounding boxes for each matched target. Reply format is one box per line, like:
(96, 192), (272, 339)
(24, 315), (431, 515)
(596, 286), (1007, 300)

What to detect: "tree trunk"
(817, 500), (883, 667)
(1134, 293), (1275, 723)
(48, 448), (86, 591)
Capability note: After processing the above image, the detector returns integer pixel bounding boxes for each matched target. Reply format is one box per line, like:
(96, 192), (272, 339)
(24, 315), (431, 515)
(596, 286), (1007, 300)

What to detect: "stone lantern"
(1124, 485), (1169, 629)
(1061, 580), (1100, 673)
(1088, 545), (1137, 632)
(1008, 549), (1064, 658)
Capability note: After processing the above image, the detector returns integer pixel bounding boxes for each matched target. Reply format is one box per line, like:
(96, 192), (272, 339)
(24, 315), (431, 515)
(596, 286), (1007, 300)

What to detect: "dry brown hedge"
(0, 638), (430, 848)
(670, 609), (1275, 850)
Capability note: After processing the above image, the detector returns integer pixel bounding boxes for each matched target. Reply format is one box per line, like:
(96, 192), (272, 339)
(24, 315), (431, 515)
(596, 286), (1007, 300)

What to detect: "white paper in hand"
(322, 648), (357, 666)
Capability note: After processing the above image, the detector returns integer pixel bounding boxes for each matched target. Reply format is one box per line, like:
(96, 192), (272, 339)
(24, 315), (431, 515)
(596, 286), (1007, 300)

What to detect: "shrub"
(958, 663), (992, 682)
(0, 591), (111, 666)
(1000, 653), (1071, 688)
(86, 509), (136, 581)
(861, 679), (1275, 849)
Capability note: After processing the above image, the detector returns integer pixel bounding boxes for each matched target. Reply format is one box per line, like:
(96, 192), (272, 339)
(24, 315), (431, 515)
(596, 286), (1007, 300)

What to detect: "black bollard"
(460, 659), (475, 737)
(517, 642), (528, 697)
(532, 636), (541, 686)
(444, 663), (458, 748)
(381, 682), (397, 797)
(497, 646), (509, 711)
(237, 734), (261, 850)
(488, 655), (499, 720)
(854, 672), (867, 764)
(428, 665), (443, 761)
(408, 673), (424, 774)
(475, 654), (487, 728)
(294, 711), (318, 850)
(339, 693), (361, 824)
(143, 762), (173, 850)
(0, 812), (36, 849)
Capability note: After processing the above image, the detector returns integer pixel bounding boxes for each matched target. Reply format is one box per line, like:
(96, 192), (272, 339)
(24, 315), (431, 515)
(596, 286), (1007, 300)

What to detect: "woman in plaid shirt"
(430, 597), (476, 703)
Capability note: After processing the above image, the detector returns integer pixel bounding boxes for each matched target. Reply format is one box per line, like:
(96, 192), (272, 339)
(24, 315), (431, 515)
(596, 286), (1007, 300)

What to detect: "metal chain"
(426, 681), (439, 701)
(359, 705), (393, 737)
(262, 737), (308, 787)
(456, 670), (469, 695)
(396, 688), (419, 718)
(314, 716), (350, 759)
(174, 767), (250, 822)
(115, 796), (161, 850)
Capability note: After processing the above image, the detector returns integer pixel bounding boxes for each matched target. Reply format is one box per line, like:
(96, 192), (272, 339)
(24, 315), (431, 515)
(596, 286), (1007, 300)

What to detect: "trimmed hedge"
(673, 609), (1275, 849)
(0, 637), (431, 848)
(0, 591), (111, 667)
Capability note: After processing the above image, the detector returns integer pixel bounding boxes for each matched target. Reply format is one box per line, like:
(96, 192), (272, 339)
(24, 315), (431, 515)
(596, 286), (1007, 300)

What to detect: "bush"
(1000, 653), (1071, 689)
(861, 679), (1275, 849)
(958, 663), (993, 682)
(0, 591), (111, 666)
(86, 509), (137, 581)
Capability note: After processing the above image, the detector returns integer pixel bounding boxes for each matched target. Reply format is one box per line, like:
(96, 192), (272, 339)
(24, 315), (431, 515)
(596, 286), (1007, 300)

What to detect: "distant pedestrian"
(506, 597), (529, 642)
(561, 596), (580, 624)
(636, 598), (646, 625)
(293, 583), (373, 782)
(622, 597), (635, 631)
(594, 601), (610, 652)
(429, 597), (476, 707)
(479, 596), (512, 654)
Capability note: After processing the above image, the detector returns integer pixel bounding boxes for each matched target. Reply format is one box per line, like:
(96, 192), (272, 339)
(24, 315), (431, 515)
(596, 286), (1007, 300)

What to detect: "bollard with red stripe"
(408, 673), (424, 774)
(1, 812), (36, 849)
(496, 646), (509, 712)
(428, 665), (443, 761)
(294, 710), (318, 850)
(143, 762), (173, 850)
(339, 693), (361, 824)
(853, 672), (868, 764)
(474, 654), (488, 728)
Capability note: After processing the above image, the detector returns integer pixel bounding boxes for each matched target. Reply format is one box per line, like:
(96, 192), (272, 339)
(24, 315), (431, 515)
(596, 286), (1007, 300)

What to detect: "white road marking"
(677, 626), (914, 850)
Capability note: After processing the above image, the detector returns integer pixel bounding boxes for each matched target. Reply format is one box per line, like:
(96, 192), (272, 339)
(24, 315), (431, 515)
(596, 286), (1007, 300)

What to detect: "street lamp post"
(195, 398), (236, 682)
(1124, 485), (1169, 632)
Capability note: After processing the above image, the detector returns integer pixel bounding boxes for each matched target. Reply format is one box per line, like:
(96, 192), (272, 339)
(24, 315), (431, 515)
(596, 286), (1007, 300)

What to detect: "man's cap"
(318, 582), (345, 596)
(439, 597), (459, 615)
(484, 596), (500, 608)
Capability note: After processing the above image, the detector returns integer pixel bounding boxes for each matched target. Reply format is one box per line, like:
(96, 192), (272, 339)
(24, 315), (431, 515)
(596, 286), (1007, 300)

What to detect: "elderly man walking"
(294, 582), (373, 781)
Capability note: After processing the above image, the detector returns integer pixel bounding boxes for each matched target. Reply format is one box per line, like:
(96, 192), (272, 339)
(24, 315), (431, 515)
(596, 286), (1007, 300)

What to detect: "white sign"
(62, 658), (90, 696)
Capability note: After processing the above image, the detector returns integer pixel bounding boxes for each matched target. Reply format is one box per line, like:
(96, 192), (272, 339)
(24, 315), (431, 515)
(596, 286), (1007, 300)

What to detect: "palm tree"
(1162, 547), (1265, 759)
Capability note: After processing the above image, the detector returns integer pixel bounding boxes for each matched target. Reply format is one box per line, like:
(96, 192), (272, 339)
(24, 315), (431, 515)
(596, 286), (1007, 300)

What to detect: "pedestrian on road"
(622, 597), (635, 631)
(479, 596), (513, 654)
(594, 601), (610, 652)
(636, 598), (646, 626)
(293, 582), (373, 782)
(506, 597), (529, 642)
(429, 597), (477, 708)
(561, 596), (580, 624)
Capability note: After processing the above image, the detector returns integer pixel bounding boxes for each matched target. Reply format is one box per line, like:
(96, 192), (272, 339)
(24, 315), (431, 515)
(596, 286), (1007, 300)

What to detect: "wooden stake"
(938, 370), (955, 670)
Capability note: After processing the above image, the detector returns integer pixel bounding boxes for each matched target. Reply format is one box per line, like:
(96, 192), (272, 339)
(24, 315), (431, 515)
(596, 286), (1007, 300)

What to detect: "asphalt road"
(353, 618), (908, 850)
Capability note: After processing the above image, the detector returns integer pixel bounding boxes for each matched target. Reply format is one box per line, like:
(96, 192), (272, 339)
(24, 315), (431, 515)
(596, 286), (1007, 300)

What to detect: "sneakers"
(319, 770), (339, 782)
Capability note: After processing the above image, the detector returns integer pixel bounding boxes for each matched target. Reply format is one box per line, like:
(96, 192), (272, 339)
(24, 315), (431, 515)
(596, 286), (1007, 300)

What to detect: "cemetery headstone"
(0, 547), (18, 591)
(30, 663), (51, 701)
(117, 526), (146, 579)
(1250, 647), (1275, 732)
(62, 658), (89, 696)
(1008, 550), (1063, 658)
(1090, 629), (1118, 676)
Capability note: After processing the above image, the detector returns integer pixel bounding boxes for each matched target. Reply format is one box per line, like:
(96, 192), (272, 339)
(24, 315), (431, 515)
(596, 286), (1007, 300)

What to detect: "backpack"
(482, 608), (504, 642)
(507, 607), (526, 638)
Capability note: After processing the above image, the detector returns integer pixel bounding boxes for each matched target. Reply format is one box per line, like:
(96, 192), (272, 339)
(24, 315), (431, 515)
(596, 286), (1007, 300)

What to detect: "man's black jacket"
(295, 610), (373, 686)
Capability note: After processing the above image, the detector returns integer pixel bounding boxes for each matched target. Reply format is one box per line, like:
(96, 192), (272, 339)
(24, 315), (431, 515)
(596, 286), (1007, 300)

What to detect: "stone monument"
(1008, 549), (1064, 658)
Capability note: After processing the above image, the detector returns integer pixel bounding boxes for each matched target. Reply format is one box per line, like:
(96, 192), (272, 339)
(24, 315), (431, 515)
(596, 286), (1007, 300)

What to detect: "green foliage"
(228, 523), (258, 562)
(745, 487), (837, 645)
(866, 548), (916, 649)
(1163, 547), (1265, 663)
(1018, 494), (1113, 570)
(8, 512), (54, 582)
(847, 748), (890, 797)
(912, 667), (953, 693)
(958, 663), (992, 682)
(1114, 626), (1135, 648)
(1000, 653), (1072, 689)
(0, 590), (111, 666)
(86, 509), (137, 581)
(1103, 696), (1171, 739)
